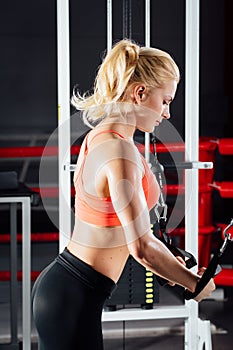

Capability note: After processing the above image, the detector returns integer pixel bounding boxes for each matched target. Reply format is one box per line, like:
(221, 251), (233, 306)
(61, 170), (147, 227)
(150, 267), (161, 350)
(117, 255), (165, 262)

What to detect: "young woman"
(32, 39), (215, 350)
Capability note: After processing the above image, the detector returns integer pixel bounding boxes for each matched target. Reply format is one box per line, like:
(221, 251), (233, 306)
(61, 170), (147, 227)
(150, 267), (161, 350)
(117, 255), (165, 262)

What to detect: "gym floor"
(0, 284), (232, 349)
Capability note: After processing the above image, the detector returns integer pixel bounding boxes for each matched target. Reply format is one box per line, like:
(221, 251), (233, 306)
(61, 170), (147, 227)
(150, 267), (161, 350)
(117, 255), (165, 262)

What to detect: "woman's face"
(135, 79), (177, 132)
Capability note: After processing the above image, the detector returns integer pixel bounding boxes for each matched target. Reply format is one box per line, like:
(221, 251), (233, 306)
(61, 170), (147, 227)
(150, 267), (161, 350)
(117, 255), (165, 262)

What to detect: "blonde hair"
(71, 39), (180, 128)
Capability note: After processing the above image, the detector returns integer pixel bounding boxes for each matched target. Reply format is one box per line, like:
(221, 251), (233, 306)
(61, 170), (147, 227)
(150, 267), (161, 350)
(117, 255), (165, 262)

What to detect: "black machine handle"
(184, 220), (233, 300)
(154, 221), (197, 287)
(184, 255), (222, 300)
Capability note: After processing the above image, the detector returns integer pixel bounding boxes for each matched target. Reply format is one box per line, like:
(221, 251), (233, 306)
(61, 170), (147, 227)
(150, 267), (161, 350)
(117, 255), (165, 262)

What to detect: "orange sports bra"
(74, 130), (160, 226)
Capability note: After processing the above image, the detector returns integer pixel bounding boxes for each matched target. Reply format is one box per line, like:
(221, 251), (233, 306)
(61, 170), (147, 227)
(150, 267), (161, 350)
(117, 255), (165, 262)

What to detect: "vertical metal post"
(57, 0), (71, 251)
(144, 0), (150, 163)
(10, 203), (18, 344)
(22, 197), (31, 350)
(107, 0), (112, 52)
(185, 0), (200, 348)
(145, 0), (150, 46)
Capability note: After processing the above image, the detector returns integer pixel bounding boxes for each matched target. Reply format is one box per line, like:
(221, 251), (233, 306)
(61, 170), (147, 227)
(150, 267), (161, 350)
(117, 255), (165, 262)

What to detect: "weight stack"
(104, 256), (159, 310)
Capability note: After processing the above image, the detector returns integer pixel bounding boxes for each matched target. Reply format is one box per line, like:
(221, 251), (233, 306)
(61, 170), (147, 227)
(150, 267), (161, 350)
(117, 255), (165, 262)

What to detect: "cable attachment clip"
(220, 218), (233, 255)
(150, 132), (168, 224)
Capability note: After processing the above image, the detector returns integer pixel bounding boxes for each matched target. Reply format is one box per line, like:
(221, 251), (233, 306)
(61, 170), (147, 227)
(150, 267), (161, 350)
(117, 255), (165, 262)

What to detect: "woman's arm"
(128, 231), (215, 301)
(106, 143), (215, 301)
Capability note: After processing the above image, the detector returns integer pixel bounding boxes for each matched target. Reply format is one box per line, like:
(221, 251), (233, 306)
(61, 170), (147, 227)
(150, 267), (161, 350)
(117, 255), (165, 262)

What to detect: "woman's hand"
(194, 267), (216, 302)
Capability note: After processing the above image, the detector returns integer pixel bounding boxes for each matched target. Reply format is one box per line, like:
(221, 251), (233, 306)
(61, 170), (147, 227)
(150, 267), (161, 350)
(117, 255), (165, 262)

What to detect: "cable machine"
(56, 0), (213, 348)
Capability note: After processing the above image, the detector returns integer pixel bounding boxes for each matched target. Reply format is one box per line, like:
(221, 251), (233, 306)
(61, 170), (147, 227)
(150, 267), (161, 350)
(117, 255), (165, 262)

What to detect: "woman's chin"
(137, 125), (155, 133)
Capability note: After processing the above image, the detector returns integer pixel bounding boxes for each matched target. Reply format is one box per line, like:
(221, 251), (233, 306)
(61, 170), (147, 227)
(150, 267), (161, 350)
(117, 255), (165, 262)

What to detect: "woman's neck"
(97, 117), (136, 142)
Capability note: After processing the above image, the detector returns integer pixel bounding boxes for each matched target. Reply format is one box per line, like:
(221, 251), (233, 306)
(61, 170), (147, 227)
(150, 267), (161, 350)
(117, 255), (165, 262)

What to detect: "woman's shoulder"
(84, 129), (141, 171)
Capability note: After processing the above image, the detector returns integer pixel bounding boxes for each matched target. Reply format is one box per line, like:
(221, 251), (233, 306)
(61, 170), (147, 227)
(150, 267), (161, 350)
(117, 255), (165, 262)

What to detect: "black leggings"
(32, 248), (116, 350)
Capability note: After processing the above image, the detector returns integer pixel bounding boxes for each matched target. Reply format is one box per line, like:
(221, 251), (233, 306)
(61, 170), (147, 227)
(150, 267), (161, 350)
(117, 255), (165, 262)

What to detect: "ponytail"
(94, 40), (139, 103)
(71, 39), (180, 128)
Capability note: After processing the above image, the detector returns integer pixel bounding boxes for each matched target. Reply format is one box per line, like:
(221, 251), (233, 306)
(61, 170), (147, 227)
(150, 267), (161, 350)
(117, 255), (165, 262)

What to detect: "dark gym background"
(0, 1), (233, 349)
(0, 0), (231, 136)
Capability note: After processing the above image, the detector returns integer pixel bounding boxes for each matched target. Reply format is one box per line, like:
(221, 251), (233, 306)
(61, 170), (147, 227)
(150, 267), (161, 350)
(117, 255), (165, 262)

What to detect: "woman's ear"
(133, 84), (147, 104)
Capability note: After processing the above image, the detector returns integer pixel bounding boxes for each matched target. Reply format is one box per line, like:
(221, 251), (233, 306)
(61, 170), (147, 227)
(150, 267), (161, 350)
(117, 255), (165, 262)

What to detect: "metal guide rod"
(184, 0), (200, 348)
(57, 0), (71, 251)
(144, 0), (150, 163)
(107, 0), (112, 52)
(123, 0), (132, 39)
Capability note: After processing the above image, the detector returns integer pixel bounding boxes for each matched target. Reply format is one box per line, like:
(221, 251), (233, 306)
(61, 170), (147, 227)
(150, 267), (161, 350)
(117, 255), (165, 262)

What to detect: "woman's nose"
(162, 105), (170, 119)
